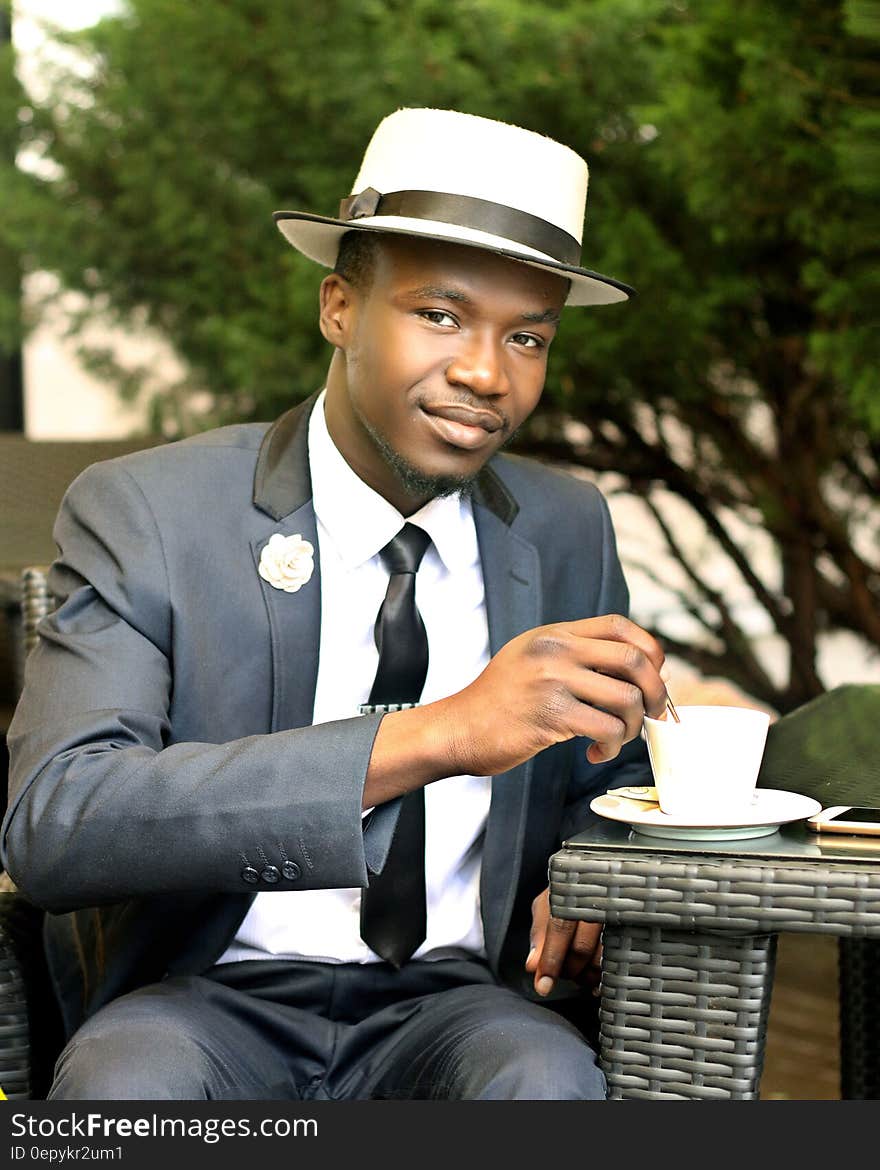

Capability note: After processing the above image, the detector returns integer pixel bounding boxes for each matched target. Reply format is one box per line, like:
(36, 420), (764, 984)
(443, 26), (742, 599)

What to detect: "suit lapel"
(473, 468), (541, 970)
(251, 392), (322, 732)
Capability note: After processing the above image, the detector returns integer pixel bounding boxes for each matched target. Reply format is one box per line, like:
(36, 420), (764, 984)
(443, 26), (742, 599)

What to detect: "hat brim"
(273, 211), (634, 307)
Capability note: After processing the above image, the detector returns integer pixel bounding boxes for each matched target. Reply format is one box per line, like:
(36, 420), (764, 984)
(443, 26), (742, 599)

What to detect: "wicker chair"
(19, 567), (53, 663)
(1, 567), (64, 1098)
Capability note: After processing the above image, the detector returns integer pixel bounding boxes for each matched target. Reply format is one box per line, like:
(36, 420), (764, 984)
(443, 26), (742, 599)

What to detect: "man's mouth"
(422, 404), (505, 433)
(420, 403), (506, 451)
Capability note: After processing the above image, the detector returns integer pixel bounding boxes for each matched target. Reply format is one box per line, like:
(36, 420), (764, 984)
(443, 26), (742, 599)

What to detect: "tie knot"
(380, 524), (431, 575)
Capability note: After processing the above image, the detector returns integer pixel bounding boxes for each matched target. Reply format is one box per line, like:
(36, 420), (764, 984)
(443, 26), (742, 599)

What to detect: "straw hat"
(274, 107), (633, 307)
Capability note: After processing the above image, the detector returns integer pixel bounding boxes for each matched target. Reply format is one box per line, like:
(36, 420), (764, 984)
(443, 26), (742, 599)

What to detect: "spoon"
(660, 663), (680, 722)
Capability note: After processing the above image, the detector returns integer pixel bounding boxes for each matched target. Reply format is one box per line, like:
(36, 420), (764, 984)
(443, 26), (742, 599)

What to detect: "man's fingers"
(564, 666), (650, 744)
(526, 889), (550, 974)
(553, 662), (654, 763)
(533, 919), (603, 997)
(567, 638), (668, 723)
(568, 614), (666, 671)
(533, 915), (577, 996)
(560, 922), (603, 987)
(530, 620), (668, 743)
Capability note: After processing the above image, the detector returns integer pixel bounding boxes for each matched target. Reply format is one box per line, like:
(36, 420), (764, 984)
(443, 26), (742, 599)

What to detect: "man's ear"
(319, 273), (357, 348)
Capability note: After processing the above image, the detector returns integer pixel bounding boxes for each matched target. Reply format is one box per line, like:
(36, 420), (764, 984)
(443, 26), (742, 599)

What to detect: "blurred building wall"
(22, 273), (176, 440)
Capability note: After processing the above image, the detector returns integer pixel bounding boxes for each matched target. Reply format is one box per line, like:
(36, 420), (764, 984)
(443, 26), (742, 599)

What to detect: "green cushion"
(757, 683), (880, 806)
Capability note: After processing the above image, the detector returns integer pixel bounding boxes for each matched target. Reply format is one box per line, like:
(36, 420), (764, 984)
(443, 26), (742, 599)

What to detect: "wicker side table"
(550, 837), (880, 1101)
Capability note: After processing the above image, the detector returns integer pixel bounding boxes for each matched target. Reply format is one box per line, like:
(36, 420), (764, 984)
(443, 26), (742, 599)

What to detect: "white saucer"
(591, 789), (822, 841)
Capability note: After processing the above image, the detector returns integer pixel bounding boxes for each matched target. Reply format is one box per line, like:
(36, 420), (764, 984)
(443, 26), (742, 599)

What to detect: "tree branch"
(641, 495), (779, 700)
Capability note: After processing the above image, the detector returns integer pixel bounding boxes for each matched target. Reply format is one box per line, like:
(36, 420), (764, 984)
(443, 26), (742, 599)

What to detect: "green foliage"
(0, 0), (686, 424)
(1, 0), (878, 708)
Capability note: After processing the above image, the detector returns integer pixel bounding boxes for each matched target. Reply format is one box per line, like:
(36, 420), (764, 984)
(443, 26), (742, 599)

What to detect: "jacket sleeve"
(1, 460), (384, 913)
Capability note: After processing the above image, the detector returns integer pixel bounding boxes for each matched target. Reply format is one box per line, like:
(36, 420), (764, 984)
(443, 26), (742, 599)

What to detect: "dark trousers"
(49, 958), (606, 1100)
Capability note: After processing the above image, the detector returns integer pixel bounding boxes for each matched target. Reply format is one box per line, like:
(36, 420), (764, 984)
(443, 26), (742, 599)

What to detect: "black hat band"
(338, 187), (582, 267)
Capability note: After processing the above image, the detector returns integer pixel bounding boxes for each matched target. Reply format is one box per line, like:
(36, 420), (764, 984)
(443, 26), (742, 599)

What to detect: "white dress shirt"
(219, 391), (493, 965)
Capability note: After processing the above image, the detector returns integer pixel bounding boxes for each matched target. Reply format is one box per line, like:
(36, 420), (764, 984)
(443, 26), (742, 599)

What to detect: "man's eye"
(511, 333), (544, 349)
(419, 310), (458, 327)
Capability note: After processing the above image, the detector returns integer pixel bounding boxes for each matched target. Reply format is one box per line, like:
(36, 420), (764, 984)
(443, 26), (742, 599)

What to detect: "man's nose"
(445, 333), (510, 396)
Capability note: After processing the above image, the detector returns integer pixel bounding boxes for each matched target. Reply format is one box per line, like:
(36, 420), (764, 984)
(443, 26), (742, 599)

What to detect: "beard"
(359, 413), (480, 501)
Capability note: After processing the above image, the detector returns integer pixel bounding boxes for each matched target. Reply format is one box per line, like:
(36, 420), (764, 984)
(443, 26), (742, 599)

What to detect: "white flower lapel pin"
(258, 533), (315, 593)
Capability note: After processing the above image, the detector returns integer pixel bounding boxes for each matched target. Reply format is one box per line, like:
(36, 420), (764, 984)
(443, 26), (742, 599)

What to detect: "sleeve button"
(281, 861), (301, 881)
(241, 866), (259, 884)
(260, 865), (280, 884)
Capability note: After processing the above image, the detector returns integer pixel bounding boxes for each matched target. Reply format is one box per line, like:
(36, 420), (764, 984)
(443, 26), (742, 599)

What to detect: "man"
(3, 107), (666, 1100)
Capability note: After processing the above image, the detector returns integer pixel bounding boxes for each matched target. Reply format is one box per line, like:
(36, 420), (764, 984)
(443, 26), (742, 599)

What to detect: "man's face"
(322, 235), (568, 513)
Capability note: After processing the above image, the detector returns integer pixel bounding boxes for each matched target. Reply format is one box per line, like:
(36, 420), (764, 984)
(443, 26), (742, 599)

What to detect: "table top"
(562, 816), (880, 869)
(553, 817), (880, 936)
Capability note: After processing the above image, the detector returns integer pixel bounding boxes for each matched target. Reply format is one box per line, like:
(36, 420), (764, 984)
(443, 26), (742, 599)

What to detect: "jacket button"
(281, 861), (301, 881)
(261, 865), (280, 884)
(241, 866), (259, 884)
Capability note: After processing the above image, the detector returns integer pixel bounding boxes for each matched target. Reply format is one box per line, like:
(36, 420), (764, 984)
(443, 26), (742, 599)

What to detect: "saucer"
(590, 789), (823, 841)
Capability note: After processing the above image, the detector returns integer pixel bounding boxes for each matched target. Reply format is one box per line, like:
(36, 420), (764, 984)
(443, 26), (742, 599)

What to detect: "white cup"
(642, 705), (771, 819)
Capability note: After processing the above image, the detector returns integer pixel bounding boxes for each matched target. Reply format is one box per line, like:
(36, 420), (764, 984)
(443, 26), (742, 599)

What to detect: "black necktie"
(360, 523), (431, 968)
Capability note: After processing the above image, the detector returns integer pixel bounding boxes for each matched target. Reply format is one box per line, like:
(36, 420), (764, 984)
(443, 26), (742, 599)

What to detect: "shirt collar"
(308, 389), (479, 573)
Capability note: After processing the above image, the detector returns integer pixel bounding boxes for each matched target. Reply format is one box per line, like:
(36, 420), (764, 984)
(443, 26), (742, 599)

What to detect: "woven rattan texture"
(551, 848), (880, 1099)
(550, 852), (880, 936)
(0, 896), (37, 1098)
(599, 925), (776, 1099)
(21, 567), (53, 663)
(839, 937), (880, 1099)
(0, 891), (64, 1100)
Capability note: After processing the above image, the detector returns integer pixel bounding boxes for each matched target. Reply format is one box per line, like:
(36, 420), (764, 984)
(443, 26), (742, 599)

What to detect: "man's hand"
(526, 887), (602, 997)
(442, 613), (667, 778)
(364, 613), (666, 808)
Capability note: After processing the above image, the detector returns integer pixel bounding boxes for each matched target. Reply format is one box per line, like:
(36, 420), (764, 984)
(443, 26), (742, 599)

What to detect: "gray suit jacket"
(2, 394), (650, 1036)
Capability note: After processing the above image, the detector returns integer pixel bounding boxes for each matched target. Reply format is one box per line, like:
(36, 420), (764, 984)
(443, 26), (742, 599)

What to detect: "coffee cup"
(642, 704), (771, 819)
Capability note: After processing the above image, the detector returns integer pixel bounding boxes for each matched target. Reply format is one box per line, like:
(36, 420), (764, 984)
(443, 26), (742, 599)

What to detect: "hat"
(274, 107), (633, 307)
